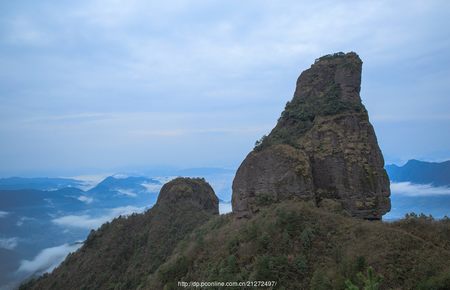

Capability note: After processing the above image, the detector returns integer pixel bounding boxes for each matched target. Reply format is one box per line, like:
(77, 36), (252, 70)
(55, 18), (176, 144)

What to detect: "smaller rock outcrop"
(157, 177), (219, 215)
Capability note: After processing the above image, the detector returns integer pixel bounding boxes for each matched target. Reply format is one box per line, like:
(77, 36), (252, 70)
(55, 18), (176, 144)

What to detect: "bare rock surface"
(157, 177), (219, 215)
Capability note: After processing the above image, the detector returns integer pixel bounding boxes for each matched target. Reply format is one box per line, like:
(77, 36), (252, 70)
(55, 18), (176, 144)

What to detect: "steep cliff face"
(232, 52), (390, 220)
(21, 178), (218, 290)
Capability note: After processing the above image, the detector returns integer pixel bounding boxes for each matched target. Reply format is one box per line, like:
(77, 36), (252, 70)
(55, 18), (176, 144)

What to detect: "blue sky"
(0, 0), (449, 177)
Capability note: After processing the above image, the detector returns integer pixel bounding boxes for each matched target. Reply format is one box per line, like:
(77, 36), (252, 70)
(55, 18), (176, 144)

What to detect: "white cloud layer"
(391, 182), (450, 196)
(77, 195), (94, 204)
(69, 174), (112, 191)
(0, 237), (19, 250)
(16, 216), (36, 227)
(116, 189), (137, 197)
(112, 173), (129, 179)
(141, 182), (162, 193)
(17, 243), (82, 275)
(0, 211), (9, 218)
(52, 206), (146, 229)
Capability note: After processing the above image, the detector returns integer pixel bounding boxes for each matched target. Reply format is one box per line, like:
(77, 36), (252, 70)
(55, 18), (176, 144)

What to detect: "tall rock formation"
(232, 52), (390, 220)
(21, 178), (218, 290)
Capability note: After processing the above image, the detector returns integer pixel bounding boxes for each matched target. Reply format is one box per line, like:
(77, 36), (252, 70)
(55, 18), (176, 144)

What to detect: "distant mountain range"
(0, 175), (162, 207)
(88, 176), (160, 199)
(384, 159), (450, 220)
(386, 159), (450, 186)
(0, 175), (163, 289)
(0, 170), (235, 289)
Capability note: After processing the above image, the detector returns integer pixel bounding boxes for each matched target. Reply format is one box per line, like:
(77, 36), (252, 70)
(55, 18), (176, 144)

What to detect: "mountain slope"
(147, 200), (450, 290)
(20, 198), (450, 290)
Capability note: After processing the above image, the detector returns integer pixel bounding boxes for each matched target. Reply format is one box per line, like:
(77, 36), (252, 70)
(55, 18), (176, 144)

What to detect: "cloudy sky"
(1, 0), (449, 176)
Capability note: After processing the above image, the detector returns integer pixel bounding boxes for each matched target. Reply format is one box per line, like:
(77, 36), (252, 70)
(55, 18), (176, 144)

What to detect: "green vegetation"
(417, 270), (450, 290)
(315, 52), (347, 62)
(20, 201), (217, 290)
(21, 194), (450, 290)
(255, 192), (276, 206)
(255, 81), (366, 151)
(21, 199), (450, 290)
(253, 51), (369, 152)
(345, 267), (382, 290)
(146, 201), (450, 289)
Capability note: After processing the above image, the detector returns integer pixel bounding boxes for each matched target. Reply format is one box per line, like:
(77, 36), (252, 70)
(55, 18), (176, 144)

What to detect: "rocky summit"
(157, 177), (219, 215)
(232, 52), (390, 220)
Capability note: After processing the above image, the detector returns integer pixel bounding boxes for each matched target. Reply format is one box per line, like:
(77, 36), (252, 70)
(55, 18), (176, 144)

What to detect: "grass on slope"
(147, 201), (450, 290)
(20, 202), (216, 290)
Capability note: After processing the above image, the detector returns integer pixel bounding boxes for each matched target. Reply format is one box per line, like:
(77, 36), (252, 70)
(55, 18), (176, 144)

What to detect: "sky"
(0, 0), (449, 177)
